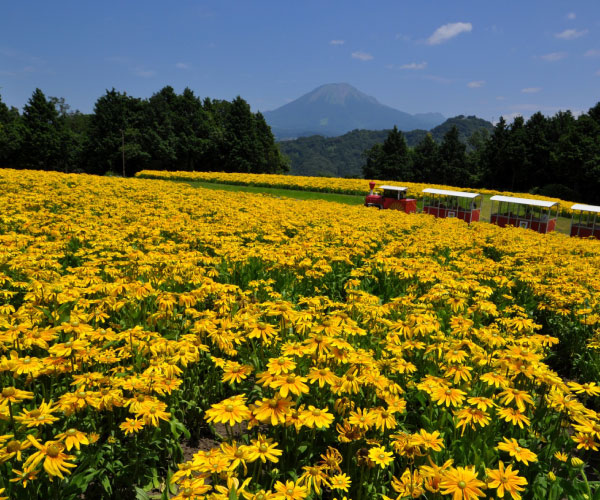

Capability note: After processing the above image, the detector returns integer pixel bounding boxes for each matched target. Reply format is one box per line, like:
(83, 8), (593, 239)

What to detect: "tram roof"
(422, 188), (481, 199)
(378, 185), (408, 192)
(571, 203), (600, 214)
(489, 195), (558, 208)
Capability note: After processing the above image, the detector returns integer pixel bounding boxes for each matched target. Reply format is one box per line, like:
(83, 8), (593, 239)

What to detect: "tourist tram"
(489, 195), (559, 234)
(364, 182), (417, 213)
(363, 182), (600, 241)
(570, 203), (600, 239)
(422, 188), (482, 223)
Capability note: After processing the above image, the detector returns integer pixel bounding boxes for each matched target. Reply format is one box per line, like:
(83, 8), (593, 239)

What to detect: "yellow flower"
(14, 400), (60, 427)
(431, 386), (466, 407)
(298, 465), (328, 495)
(329, 473), (351, 492)
(246, 433), (282, 464)
(368, 445), (394, 468)
(486, 461), (527, 500)
(497, 438), (538, 465)
(54, 428), (89, 450)
(253, 396), (294, 426)
(273, 479), (307, 500)
(301, 406), (334, 429)
(411, 429), (445, 452)
(554, 451), (568, 462)
(0, 386), (34, 404)
(23, 436), (77, 479)
(270, 373), (309, 398)
(205, 395), (251, 427)
(120, 417), (145, 435)
(439, 466), (486, 500)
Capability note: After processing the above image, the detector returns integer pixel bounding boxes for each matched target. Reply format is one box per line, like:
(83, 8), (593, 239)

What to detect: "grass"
(181, 180), (574, 235)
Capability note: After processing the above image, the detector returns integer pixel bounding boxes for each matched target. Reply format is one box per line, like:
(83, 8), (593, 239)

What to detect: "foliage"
(1, 169), (600, 499)
(279, 116), (492, 178)
(0, 88), (288, 177)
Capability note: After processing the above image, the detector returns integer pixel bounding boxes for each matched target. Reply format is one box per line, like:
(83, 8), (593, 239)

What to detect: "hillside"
(278, 115), (493, 177)
(263, 83), (444, 139)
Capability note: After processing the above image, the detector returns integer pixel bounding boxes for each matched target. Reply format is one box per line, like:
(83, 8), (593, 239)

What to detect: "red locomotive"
(364, 182), (417, 213)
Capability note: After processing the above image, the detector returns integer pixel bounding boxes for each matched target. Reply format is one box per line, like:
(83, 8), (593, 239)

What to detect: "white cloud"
(133, 67), (156, 78)
(467, 80), (485, 88)
(351, 51), (373, 61)
(540, 51), (568, 61)
(567, 12), (576, 20)
(521, 87), (542, 93)
(584, 49), (600, 58)
(596, 69), (600, 76)
(427, 22), (472, 45)
(330, 40), (345, 45)
(175, 62), (190, 69)
(496, 96), (506, 100)
(399, 61), (427, 70)
(501, 112), (523, 123)
(555, 29), (588, 39)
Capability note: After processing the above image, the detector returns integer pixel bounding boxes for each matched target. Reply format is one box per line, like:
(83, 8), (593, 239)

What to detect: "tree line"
(279, 116), (493, 178)
(363, 103), (600, 204)
(0, 87), (289, 176)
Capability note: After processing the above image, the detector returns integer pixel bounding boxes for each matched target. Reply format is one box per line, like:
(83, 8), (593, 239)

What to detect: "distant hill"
(278, 115), (494, 177)
(263, 83), (445, 139)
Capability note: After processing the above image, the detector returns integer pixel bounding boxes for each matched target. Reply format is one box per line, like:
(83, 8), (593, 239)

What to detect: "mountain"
(263, 83), (445, 139)
(278, 115), (494, 178)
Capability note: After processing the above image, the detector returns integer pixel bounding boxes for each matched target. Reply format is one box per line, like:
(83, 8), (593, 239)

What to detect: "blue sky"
(2, 1), (599, 123)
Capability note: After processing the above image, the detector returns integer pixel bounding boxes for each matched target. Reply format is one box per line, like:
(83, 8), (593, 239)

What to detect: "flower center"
(458, 480), (466, 489)
(66, 428), (77, 436)
(286, 376), (295, 384)
(7, 440), (20, 453)
(2, 387), (15, 397)
(313, 409), (321, 416)
(225, 404), (234, 412)
(47, 444), (61, 458)
(259, 444), (268, 453)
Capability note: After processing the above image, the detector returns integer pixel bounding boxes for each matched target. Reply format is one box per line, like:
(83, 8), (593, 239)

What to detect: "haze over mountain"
(263, 83), (445, 139)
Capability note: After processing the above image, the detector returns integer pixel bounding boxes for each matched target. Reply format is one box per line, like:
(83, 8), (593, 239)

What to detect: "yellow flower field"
(135, 170), (575, 214)
(1, 169), (600, 499)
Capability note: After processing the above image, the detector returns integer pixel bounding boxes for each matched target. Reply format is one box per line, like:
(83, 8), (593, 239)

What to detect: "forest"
(278, 115), (493, 177)
(363, 105), (600, 205)
(0, 87), (289, 176)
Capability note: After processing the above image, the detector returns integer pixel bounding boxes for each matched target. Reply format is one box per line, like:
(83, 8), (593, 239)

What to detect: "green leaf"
(135, 487), (151, 500)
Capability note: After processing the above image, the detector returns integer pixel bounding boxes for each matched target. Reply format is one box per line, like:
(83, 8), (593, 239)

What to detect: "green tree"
(20, 88), (65, 171)
(172, 87), (211, 171)
(413, 133), (439, 182)
(481, 117), (509, 189)
(85, 89), (148, 175)
(0, 95), (23, 168)
(362, 126), (412, 180)
(439, 125), (468, 186)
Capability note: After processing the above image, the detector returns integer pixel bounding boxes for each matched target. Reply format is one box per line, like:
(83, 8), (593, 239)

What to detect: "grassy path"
(181, 180), (573, 234)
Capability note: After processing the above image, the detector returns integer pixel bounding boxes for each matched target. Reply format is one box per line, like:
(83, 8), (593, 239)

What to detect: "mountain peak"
(305, 83), (379, 106)
(263, 83), (444, 139)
